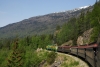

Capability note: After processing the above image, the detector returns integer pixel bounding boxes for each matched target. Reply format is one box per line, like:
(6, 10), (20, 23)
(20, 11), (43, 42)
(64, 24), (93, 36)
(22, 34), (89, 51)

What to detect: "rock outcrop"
(77, 28), (93, 45)
(83, 28), (93, 45)
(77, 36), (83, 46)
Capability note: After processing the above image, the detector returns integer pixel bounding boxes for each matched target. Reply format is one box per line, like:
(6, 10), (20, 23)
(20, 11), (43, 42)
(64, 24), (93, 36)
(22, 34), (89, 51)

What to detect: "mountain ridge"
(0, 6), (93, 38)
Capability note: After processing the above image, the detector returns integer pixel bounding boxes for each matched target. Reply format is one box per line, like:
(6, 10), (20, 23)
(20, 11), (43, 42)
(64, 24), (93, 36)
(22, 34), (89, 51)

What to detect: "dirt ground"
(43, 52), (89, 67)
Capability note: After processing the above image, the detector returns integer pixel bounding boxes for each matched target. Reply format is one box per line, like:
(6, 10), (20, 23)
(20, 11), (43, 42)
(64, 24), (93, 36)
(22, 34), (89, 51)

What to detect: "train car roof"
(58, 45), (71, 48)
(58, 43), (98, 48)
(78, 43), (98, 48)
(71, 46), (78, 48)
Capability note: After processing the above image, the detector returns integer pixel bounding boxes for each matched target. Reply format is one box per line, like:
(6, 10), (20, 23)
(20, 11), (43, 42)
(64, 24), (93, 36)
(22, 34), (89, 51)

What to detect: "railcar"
(96, 34), (100, 67)
(61, 45), (71, 53)
(56, 42), (100, 67)
(78, 45), (86, 59)
(57, 46), (63, 52)
(86, 47), (95, 67)
(71, 46), (78, 56)
(96, 44), (100, 67)
(85, 44), (98, 67)
(58, 45), (71, 53)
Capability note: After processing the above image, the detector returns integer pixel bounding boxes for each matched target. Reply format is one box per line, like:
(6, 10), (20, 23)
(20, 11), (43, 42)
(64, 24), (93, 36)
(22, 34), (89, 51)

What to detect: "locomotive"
(46, 45), (58, 51)
(57, 43), (100, 67)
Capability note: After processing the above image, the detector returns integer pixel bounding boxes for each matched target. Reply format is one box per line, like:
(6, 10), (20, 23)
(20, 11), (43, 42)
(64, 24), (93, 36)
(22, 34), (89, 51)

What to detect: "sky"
(0, 0), (96, 27)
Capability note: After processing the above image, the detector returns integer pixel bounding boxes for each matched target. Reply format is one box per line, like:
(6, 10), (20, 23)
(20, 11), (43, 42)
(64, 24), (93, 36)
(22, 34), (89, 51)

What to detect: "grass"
(0, 48), (88, 67)
(57, 53), (88, 67)
(42, 52), (80, 67)
(62, 61), (79, 67)
(61, 55), (79, 67)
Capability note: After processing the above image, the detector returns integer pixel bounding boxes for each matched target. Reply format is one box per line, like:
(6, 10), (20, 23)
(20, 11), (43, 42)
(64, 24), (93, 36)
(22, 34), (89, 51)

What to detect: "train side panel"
(71, 47), (78, 56)
(78, 48), (86, 58)
(58, 46), (71, 53)
(86, 48), (95, 67)
(96, 46), (100, 67)
(64, 48), (70, 53)
(57, 46), (62, 52)
(62, 46), (71, 53)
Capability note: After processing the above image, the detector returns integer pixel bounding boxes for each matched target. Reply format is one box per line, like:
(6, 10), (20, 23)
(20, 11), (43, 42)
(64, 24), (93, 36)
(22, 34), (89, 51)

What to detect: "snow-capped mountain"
(53, 5), (90, 13)
(0, 5), (93, 38)
(79, 6), (90, 9)
(73, 6), (90, 11)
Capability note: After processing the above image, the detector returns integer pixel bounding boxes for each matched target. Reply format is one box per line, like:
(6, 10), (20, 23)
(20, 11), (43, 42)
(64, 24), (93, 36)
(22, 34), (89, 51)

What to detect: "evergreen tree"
(90, 1), (100, 43)
(7, 39), (25, 67)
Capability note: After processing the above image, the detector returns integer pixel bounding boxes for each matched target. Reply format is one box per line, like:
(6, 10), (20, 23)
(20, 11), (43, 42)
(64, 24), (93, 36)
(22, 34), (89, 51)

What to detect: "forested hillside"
(0, 1), (100, 67)
(0, 35), (54, 67)
(55, 1), (100, 45)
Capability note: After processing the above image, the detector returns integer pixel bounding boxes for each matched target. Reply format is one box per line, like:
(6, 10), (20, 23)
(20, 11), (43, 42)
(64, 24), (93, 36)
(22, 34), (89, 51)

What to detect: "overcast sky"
(0, 0), (96, 27)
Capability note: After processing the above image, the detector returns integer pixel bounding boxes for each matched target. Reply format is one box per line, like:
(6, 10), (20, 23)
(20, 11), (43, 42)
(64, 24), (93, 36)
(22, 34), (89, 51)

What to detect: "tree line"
(55, 2), (100, 45)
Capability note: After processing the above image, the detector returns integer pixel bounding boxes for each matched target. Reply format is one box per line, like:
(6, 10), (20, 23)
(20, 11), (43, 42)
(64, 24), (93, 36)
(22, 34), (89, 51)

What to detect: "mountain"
(0, 6), (93, 38)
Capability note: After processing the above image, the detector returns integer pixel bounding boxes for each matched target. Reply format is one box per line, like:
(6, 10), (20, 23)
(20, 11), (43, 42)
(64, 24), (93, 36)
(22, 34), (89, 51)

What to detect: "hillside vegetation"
(0, 1), (100, 67)
(55, 2), (100, 45)
(0, 36), (54, 67)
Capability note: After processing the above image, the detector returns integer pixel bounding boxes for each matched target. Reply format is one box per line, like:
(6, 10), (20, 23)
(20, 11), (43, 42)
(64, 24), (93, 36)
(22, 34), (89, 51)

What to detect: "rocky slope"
(77, 28), (93, 45)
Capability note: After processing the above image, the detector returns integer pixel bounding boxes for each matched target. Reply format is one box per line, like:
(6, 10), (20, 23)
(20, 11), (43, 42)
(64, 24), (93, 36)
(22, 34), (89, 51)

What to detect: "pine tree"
(90, 1), (100, 43)
(7, 38), (25, 67)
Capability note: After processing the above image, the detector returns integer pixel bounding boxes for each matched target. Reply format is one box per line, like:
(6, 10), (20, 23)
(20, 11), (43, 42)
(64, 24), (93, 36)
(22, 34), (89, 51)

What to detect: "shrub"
(46, 51), (57, 65)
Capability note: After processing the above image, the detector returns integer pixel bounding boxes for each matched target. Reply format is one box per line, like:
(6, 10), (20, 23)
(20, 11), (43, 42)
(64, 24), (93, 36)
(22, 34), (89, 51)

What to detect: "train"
(46, 42), (100, 67)
(46, 45), (58, 51)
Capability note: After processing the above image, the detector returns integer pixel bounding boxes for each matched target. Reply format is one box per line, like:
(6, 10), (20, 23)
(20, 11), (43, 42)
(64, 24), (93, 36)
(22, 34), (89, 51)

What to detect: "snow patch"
(53, 5), (90, 14)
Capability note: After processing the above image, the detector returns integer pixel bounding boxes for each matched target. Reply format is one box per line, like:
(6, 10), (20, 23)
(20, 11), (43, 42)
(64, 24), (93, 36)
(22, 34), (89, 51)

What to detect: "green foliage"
(0, 34), (53, 67)
(90, 26), (100, 43)
(46, 51), (57, 65)
(56, 18), (78, 45)
(62, 61), (79, 67)
(90, 2), (100, 43)
(0, 2), (100, 67)
(24, 50), (49, 67)
(0, 34), (52, 67)
(0, 49), (9, 67)
(76, 12), (85, 35)
(56, 25), (61, 30)
(7, 39), (25, 67)
(56, 2), (100, 45)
